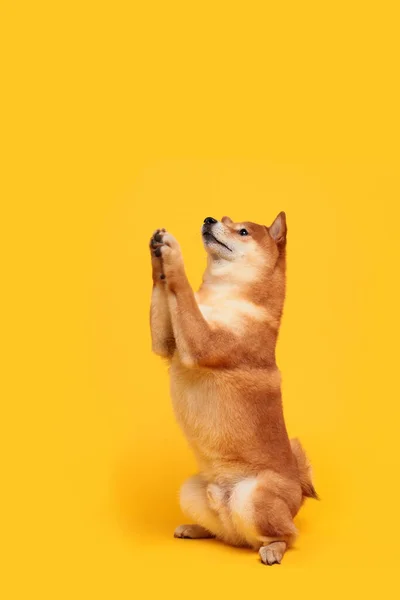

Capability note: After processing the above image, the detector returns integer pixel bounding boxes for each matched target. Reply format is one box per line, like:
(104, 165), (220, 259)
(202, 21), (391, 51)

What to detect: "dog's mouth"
(202, 230), (232, 252)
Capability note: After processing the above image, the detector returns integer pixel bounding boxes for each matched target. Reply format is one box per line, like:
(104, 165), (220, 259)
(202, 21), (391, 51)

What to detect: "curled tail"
(290, 438), (319, 500)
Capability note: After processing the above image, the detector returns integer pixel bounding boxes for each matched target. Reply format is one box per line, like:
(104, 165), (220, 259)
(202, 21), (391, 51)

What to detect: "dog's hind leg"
(230, 471), (301, 565)
(175, 475), (222, 540)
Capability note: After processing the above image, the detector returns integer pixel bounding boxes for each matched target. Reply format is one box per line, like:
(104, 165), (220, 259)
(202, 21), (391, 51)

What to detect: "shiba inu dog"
(149, 213), (317, 565)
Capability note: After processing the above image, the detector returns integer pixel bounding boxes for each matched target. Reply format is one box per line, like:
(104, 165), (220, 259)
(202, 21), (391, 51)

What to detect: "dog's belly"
(169, 356), (281, 480)
(169, 359), (235, 456)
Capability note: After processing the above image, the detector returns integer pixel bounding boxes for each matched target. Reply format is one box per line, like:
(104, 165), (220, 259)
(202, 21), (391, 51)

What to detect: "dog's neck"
(202, 255), (263, 286)
(199, 254), (286, 330)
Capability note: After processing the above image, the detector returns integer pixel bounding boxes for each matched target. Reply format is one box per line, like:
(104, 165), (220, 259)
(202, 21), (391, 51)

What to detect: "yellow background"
(1, 1), (400, 598)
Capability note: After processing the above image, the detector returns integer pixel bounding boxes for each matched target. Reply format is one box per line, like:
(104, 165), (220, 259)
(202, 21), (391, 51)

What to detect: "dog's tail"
(290, 438), (319, 500)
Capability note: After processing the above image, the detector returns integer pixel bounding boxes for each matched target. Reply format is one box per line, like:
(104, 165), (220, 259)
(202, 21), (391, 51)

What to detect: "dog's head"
(201, 213), (287, 270)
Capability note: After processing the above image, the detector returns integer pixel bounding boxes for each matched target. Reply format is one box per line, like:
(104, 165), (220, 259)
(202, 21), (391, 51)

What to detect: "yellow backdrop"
(2, 1), (400, 598)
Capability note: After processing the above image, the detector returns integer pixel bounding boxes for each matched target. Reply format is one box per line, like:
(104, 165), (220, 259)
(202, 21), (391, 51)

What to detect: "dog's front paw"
(150, 229), (166, 282)
(150, 230), (184, 286)
(152, 230), (180, 256)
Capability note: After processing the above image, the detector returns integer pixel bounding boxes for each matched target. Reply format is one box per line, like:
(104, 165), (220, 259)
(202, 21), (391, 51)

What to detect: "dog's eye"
(238, 228), (249, 236)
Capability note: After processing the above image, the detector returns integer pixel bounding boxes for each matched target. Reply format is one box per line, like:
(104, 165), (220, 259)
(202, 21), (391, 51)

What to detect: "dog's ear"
(221, 216), (233, 225)
(268, 211), (287, 245)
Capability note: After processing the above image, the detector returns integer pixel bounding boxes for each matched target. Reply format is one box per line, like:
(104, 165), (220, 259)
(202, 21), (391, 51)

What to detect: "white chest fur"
(195, 288), (267, 334)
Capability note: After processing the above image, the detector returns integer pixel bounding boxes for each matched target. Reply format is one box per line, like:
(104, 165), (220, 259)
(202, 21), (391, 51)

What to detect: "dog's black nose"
(204, 217), (217, 225)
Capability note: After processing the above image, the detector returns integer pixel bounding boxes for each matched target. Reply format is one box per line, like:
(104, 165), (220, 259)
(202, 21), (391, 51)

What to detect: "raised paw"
(151, 230), (180, 255)
(150, 229), (183, 287)
(259, 541), (287, 565)
(150, 229), (165, 252)
(174, 524), (215, 539)
(150, 229), (167, 282)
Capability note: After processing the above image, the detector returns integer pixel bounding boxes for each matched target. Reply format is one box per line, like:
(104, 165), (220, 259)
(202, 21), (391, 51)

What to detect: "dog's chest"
(195, 288), (266, 334)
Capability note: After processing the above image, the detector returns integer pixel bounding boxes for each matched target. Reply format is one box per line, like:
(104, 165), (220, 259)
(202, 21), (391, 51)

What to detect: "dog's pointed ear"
(268, 211), (287, 245)
(221, 216), (233, 224)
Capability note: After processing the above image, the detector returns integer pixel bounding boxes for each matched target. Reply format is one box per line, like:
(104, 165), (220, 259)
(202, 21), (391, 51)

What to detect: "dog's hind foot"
(174, 524), (215, 539)
(259, 541), (287, 565)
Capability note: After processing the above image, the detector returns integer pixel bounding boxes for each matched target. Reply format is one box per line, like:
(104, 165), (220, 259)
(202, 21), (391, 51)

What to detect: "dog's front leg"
(149, 230), (175, 358)
(155, 230), (233, 367)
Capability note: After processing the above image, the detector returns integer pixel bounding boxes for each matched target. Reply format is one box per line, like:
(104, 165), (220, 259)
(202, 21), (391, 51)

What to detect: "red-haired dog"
(150, 214), (317, 565)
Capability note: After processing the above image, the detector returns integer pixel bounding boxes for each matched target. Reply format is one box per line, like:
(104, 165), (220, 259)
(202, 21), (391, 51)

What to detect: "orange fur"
(149, 214), (317, 565)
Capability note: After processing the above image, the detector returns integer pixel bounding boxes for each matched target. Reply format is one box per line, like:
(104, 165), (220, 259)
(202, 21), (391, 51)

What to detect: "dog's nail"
(154, 233), (162, 242)
(155, 247), (162, 257)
